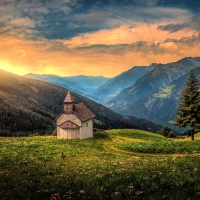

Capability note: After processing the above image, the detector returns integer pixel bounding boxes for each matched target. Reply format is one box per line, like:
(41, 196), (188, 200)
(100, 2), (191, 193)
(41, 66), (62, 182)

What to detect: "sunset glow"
(0, 0), (200, 77)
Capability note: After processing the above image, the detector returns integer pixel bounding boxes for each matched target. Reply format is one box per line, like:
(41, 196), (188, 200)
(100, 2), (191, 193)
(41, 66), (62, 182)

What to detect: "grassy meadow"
(0, 129), (200, 199)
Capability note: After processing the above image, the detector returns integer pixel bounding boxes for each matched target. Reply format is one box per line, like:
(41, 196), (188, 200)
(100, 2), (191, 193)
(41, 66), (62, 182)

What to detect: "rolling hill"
(0, 69), (161, 136)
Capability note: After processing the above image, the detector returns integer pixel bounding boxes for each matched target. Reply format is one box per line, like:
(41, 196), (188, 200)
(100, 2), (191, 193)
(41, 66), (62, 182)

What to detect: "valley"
(0, 69), (161, 136)
(23, 57), (200, 133)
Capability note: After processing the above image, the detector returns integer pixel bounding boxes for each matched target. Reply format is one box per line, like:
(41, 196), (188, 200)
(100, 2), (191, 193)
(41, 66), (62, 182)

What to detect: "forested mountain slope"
(0, 70), (161, 136)
(115, 67), (200, 132)
(96, 64), (157, 101)
(109, 57), (200, 108)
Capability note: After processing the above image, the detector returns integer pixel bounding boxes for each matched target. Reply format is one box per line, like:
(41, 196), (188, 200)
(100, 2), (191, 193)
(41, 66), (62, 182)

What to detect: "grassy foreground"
(0, 129), (200, 200)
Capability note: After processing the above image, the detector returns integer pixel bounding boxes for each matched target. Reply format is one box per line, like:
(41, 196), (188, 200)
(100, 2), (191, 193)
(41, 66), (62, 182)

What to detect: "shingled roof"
(73, 102), (95, 122)
(59, 120), (80, 129)
(64, 90), (75, 103)
(55, 91), (95, 122)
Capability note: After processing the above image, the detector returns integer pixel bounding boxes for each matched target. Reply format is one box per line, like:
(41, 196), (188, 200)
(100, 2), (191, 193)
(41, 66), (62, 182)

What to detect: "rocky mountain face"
(95, 63), (157, 102)
(114, 67), (200, 132)
(0, 70), (161, 136)
(108, 57), (200, 108)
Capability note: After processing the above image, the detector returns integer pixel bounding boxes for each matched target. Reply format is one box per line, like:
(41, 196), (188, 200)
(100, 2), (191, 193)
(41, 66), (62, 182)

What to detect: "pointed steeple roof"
(64, 90), (75, 103)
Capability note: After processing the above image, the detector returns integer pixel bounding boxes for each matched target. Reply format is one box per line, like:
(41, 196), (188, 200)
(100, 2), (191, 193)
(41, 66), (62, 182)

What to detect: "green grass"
(0, 130), (200, 200)
(153, 85), (175, 98)
(116, 140), (200, 153)
(112, 129), (200, 154)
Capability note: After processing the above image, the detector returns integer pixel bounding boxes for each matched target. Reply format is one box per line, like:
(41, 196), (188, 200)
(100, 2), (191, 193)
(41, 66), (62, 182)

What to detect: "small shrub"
(158, 126), (174, 138)
(51, 129), (57, 136)
(93, 132), (108, 138)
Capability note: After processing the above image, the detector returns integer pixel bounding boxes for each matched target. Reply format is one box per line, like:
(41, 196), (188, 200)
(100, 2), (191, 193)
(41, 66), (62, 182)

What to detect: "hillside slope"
(0, 70), (161, 136)
(115, 67), (200, 132)
(109, 57), (200, 108)
(96, 64), (157, 101)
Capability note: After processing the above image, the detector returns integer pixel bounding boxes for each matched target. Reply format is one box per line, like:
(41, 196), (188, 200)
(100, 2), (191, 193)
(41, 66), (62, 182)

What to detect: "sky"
(0, 0), (200, 77)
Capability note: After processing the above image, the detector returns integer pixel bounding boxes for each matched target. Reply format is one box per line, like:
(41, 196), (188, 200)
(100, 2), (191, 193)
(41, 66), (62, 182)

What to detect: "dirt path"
(102, 136), (200, 157)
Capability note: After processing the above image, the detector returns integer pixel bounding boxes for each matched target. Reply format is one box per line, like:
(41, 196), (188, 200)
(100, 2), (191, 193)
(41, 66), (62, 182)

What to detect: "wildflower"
(114, 192), (121, 196)
(135, 191), (144, 196)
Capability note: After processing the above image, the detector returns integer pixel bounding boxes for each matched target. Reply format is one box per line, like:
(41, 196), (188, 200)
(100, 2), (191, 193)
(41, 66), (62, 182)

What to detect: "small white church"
(56, 90), (95, 140)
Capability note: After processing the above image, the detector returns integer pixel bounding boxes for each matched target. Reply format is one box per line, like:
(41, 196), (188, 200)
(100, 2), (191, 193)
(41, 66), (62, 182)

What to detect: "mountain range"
(95, 63), (157, 103)
(108, 57), (200, 108)
(0, 69), (161, 136)
(4, 56), (200, 134)
(25, 74), (110, 102)
(114, 67), (200, 132)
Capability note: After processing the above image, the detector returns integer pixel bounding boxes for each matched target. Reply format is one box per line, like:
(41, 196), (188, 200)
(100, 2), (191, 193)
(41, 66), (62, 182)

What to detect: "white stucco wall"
(58, 127), (80, 139)
(57, 113), (81, 126)
(56, 113), (81, 139)
(56, 113), (93, 140)
(80, 119), (93, 139)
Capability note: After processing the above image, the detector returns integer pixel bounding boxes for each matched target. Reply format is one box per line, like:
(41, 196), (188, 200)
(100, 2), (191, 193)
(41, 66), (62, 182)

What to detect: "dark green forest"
(0, 70), (161, 136)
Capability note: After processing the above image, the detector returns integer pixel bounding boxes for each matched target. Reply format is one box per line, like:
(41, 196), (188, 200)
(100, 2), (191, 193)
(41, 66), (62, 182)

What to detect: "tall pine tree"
(174, 70), (200, 140)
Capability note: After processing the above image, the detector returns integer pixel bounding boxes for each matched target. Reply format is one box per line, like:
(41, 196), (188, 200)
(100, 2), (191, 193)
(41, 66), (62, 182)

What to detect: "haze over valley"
(24, 57), (200, 133)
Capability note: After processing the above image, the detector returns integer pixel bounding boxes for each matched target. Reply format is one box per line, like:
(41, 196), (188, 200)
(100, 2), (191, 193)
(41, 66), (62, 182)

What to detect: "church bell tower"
(63, 90), (75, 113)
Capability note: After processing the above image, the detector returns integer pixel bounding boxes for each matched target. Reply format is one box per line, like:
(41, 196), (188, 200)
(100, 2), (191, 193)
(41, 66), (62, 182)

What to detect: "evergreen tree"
(158, 126), (174, 138)
(174, 70), (200, 140)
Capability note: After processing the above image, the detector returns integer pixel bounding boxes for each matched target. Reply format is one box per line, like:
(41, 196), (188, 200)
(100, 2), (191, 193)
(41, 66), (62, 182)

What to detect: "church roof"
(73, 102), (95, 122)
(64, 90), (75, 103)
(59, 120), (80, 129)
(55, 91), (95, 122)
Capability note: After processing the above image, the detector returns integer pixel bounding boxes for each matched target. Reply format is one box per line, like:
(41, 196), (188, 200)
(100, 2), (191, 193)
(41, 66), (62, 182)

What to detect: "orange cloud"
(0, 22), (200, 77)
(65, 23), (198, 48)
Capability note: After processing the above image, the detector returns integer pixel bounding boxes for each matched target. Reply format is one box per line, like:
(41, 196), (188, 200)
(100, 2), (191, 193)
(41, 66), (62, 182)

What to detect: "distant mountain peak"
(108, 56), (200, 109)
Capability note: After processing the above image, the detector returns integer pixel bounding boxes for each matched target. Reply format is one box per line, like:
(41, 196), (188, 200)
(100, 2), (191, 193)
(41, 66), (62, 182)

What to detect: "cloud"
(60, 6), (71, 14)
(0, 0), (199, 77)
(132, 0), (160, 6)
(193, 15), (200, 22)
(157, 14), (200, 33)
(73, 6), (193, 32)
(62, 22), (198, 49)
(32, 7), (50, 14)
(67, 22), (81, 28)
(9, 17), (35, 28)
(1, 19), (199, 77)
(158, 23), (191, 32)
(0, 0), (194, 41)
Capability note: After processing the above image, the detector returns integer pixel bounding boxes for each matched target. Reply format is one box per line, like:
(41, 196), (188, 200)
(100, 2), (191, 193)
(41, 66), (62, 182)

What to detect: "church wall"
(80, 119), (93, 139)
(57, 114), (81, 126)
(57, 126), (61, 138)
(57, 127), (80, 139)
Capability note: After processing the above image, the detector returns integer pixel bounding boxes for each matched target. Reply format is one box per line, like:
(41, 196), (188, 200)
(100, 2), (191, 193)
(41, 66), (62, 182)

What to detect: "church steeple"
(64, 90), (75, 113)
(64, 90), (75, 103)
